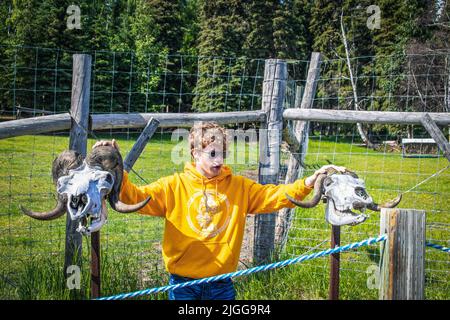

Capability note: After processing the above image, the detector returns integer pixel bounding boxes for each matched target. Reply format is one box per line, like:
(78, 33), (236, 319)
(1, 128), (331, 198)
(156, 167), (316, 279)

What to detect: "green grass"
(0, 133), (448, 300)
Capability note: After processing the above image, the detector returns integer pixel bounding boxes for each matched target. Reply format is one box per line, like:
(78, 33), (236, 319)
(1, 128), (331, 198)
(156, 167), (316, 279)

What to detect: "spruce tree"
(0, 1), (12, 45)
(6, 1), (73, 113)
(193, 0), (249, 112)
(178, 0), (200, 111)
(371, 0), (427, 122)
(180, 0), (200, 56)
(144, 0), (185, 112)
(244, 0), (277, 59)
(0, 1), (13, 114)
(146, 0), (184, 54)
(273, 0), (311, 61)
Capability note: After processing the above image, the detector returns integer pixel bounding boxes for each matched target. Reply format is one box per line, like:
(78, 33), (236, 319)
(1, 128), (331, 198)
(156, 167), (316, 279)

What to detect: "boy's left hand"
(305, 164), (347, 188)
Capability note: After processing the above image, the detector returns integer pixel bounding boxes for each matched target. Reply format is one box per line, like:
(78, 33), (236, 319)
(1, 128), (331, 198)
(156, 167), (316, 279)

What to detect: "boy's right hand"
(92, 139), (120, 151)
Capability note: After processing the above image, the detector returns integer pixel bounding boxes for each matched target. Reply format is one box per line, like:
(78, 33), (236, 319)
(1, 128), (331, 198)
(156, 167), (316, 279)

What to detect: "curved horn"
(20, 195), (67, 220)
(108, 194), (151, 213)
(367, 194), (402, 212)
(21, 150), (83, 221)
(285, 173), (327, 208)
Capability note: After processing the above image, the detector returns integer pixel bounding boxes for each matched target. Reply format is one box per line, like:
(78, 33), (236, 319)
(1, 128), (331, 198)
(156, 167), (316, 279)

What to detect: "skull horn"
(21, 150), (83, 221)
(20, 195), (67, 220)
(367, 194), (402, 212)
(108, 193), (151, 213)
(286, 173), (327, 208)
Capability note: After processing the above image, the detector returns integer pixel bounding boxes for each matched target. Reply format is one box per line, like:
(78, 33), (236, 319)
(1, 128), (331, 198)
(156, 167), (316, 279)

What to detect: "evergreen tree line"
(0, 1), (448, 137)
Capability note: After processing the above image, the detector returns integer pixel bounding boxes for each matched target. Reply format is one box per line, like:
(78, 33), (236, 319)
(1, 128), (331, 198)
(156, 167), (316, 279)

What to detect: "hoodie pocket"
(173, 241), (235, 278)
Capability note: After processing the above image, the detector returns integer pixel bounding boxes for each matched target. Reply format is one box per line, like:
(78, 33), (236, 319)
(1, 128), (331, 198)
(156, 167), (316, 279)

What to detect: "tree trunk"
(407, 125), (414, 139)
(340, 11), (375, 149)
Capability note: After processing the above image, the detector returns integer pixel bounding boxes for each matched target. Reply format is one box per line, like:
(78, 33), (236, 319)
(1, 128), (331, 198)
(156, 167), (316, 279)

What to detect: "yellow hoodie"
(119, 162), (313, 279)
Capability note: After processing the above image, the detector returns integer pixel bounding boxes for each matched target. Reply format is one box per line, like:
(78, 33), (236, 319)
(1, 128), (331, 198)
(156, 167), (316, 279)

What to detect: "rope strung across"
(96, 234), (387, 300)
(426, 242), (450, 253)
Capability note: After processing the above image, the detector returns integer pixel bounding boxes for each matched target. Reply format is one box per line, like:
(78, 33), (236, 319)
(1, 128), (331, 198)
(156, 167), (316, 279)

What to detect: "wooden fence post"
(420, 113), (450, 162)
(254, 59), (287, 264)
(275, 52), (322, 251)
(124, 117), (160, 172)
(90, 226), (100, 299)
(379, 208), (426, 300)
(329, 225), (340, 300)
(65, 54), (91, 297)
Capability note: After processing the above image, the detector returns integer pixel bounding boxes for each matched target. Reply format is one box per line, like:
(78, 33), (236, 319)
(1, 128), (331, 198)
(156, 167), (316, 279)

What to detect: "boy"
(94, 122), (345, 300)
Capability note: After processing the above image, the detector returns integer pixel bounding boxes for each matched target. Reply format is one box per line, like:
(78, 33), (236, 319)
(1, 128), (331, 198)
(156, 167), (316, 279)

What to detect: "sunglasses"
(201, 149), (227, 159)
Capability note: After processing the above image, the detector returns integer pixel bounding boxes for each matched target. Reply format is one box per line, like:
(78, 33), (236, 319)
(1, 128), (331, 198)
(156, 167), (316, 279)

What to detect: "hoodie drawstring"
(202, 178), (211, 213)
(202, 178), (219, 214)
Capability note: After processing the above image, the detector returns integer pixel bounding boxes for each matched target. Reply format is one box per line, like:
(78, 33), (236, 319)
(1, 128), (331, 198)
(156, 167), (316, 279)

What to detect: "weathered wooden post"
(275, 52), (322, 252)
(379, 208), (426, 300)
(66, 54), (91, 297)
(124, 117), (160, 172)
(329, 225), (340, 300)
(420, 113), (450, 162)
(254, 59), (287, 264)
(90, 218), (101, 298)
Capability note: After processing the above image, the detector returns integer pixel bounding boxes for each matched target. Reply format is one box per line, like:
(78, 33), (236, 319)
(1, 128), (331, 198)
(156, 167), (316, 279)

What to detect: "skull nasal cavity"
(354, 187), (368, 200)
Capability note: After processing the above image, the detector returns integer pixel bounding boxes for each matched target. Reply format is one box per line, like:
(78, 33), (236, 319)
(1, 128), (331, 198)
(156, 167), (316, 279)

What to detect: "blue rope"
(97, 234), (387, 300)
(426, 242), (450, 253)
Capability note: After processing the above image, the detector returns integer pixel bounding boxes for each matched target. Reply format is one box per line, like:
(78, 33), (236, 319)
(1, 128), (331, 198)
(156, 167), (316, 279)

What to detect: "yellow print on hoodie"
(187, 190), (230, 238)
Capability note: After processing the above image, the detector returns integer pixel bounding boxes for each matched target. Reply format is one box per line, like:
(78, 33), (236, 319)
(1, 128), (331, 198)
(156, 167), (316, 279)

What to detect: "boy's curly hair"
(189, 122), (228, 158)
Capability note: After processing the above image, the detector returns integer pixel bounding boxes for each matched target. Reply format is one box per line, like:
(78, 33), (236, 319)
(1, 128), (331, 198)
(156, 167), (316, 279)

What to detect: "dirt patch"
(238, 169), (259, 268)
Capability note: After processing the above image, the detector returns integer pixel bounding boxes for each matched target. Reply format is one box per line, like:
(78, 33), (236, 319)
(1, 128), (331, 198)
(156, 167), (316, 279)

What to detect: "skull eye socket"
(70, 195), (79, 209)
(355, 187), (368, 200)
(105, 173), (113, 184)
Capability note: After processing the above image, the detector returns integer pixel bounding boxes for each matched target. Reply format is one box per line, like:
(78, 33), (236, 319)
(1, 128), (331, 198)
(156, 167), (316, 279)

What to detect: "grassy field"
(0, 132), (448, 300)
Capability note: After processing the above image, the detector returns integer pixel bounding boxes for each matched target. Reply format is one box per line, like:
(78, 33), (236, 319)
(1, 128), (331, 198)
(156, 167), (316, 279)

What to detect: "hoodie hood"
(183, 162), (232, 184)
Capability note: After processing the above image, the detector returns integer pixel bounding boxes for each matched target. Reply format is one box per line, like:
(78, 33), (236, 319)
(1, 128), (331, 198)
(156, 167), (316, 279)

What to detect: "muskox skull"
(286, 169), (402, 226)
(20, 146), (151, 234)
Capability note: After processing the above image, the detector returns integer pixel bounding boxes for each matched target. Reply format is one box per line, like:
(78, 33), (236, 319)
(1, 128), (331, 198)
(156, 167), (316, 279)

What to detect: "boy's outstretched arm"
(120, 171), (167, 217)
(247, 164), (346, 214)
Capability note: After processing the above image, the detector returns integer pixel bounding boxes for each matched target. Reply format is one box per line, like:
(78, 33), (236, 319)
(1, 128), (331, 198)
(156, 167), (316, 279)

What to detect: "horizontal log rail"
(0, 111), (266, 140)
(1, 109), (449, 140)
(0, 113), (72, 139)
(283, 109), (450, 125)
(91, 111), (266, 130)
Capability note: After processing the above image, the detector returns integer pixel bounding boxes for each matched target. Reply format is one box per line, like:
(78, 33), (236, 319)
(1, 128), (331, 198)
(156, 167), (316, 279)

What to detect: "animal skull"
(57, 163), (113, 234)
(286, 169), (402, 226)
(323, 174), (371, 226)
(21, 146), (151, 235)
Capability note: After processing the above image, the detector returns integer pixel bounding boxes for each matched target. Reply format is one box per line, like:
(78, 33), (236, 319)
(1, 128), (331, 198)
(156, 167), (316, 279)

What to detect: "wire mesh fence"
(0, 45), (448, 299)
